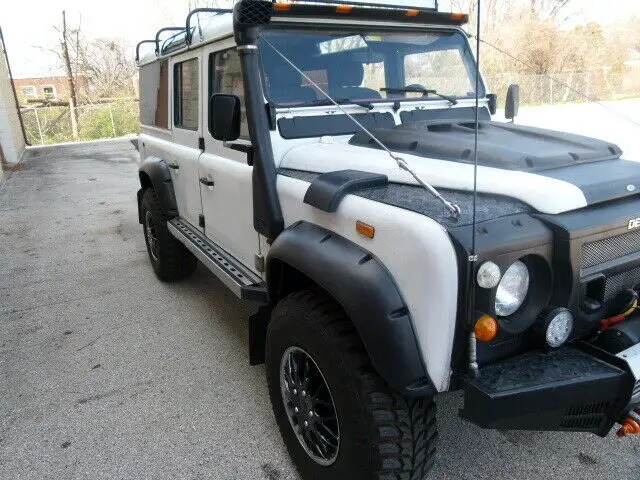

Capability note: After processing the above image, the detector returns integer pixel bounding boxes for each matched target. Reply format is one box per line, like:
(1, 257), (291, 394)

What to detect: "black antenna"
(468, 0), (481, 378)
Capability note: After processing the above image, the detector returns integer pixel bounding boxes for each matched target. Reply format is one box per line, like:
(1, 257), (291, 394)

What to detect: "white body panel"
(278, 136), (588, 215)
(170, 50), (205, 228)
(272, 175), (459, 391)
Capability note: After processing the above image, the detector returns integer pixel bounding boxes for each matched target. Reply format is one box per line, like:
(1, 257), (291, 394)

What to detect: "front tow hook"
(617, 410), (640, 437)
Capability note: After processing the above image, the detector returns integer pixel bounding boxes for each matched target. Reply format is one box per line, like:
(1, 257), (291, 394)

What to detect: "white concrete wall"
(0, 49), (25, 166)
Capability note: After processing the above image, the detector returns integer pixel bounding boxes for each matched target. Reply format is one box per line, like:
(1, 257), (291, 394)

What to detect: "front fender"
(266, 220), (435, 396)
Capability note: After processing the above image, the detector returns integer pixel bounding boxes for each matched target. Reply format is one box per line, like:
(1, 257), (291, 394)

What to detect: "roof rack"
(138, 1), (465, 64)
(135, 39), (156, 63)
(155, 27), (186, 55)
(185, 8), (233, 45)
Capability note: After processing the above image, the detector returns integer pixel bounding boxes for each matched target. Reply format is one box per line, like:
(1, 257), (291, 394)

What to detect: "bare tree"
(75, 39), (137, 98)
(61, 11), (79, 139)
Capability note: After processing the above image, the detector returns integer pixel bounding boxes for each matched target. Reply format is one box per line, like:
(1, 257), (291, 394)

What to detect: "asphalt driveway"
(1, 139), (640, 479)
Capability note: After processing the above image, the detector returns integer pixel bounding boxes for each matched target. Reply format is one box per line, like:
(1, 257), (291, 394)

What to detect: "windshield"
(258, 28), (482, 107)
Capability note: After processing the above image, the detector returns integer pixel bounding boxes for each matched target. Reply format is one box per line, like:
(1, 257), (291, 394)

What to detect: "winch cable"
(467, 0), (482, 378)
(261, 37), (462, 220)
(469, 35), (640, 130)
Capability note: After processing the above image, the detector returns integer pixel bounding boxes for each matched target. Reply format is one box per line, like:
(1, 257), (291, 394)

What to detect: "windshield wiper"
(308, 98), (375, 110)
(380, 87), (459, 105)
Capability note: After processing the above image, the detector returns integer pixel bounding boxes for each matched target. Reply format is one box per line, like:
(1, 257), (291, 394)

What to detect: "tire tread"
(274, 287), (437, 480)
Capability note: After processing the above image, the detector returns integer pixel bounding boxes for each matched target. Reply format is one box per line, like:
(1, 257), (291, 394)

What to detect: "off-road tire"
(141, 188), (197, 281)
(266, 287), (437, 480)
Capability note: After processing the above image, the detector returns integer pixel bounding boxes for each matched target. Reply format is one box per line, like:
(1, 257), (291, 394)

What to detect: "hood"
(279, 121), (640, 215)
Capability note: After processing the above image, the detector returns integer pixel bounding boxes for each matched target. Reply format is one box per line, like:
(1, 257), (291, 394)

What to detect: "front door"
(198, 43), (259, 272)
(169, 51), (203, 230)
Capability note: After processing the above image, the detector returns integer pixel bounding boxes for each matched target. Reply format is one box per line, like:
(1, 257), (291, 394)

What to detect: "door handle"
(199, 177), (215, 187)
(167, 162), (179, 170)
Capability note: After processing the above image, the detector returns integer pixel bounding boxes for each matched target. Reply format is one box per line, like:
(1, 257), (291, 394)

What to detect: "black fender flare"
(137, 156), (178, 223)
(266, 221), (435, 397)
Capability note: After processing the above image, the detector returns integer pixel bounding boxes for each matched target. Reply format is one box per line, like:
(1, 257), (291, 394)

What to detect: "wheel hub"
(280, 346), (340, 466)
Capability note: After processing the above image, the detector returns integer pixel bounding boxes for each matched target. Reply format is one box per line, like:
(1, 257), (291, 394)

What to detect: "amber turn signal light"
(336, 5), (353, 13)
(356, 221), (375, 239)
(273, 3), (292, 11)
(475, 315), (499, 342)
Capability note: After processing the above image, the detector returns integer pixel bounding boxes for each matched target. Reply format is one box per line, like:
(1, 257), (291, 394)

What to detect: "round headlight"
(544, 308), (573, 348)
(495, 260), (530, 317)
(477, 261), (501, 289)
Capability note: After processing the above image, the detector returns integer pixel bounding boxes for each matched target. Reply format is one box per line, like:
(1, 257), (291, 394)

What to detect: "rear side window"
(139, 59), (169, 129)
(173, 58), (199, 129)
(210, 49), (249, 138)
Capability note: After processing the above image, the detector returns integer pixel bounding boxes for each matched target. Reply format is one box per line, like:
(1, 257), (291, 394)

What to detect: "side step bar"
(167, 218), (268, 303)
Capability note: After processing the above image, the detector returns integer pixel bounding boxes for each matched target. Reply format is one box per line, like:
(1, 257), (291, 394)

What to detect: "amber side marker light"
(356, 221), (375, 239)
(273, 3), (292, 11)
(336, 5), (353, 13)
(475, 315), (499, 342)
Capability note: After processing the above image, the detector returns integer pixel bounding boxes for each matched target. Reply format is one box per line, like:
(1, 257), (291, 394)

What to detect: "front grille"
(582, 230), (640, 269)
(603, 266), (640, 301)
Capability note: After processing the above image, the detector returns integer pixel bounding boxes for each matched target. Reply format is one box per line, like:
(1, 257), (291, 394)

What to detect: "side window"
(174, 58), (199, 130)
(139, 59), (169, 129)
(210, 49), (249, 138)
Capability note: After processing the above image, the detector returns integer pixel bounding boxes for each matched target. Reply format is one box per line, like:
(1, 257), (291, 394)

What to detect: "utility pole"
(61, 10), (79, 140)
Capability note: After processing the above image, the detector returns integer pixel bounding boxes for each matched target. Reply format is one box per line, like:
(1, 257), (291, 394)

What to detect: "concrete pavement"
(1, 139), (640, 479)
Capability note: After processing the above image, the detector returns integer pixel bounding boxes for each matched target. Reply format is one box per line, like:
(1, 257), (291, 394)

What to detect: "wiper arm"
(380, 87), (459, 105)
(308, 98), (375, 110)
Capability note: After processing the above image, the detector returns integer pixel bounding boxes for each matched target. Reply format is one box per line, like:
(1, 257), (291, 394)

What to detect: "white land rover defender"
(136, 1), (640, 478)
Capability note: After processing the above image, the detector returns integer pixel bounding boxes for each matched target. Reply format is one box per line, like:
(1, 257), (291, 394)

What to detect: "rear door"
(169, 51), (204, 229)
(198, 41), (258, 272)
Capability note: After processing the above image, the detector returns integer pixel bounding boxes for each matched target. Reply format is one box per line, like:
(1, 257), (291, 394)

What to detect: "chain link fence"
(21, 100), (140, 146)
(484, 70), (640, 107)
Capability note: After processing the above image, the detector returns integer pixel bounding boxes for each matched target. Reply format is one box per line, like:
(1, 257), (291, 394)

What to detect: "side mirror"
(505, 84), (520, 122)
(209, 94), (241, 141)
(486, 93), (497, 116)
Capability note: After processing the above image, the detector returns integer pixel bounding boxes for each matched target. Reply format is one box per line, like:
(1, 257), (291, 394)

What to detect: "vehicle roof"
(137, 3), (468, 67)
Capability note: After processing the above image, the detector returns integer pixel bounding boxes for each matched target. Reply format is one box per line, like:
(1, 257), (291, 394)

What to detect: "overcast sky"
(1, 0), (638, 77)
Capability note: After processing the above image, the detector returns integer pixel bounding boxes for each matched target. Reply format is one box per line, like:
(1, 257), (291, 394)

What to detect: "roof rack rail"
(136, 39), (156, 63)
(271, 0), (438, 12)
(185, 8), (233, 45)
(155, 27), (186, 55)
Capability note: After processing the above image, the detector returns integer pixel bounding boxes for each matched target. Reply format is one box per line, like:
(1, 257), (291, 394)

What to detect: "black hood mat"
(349, 120), (623, 172)
(279, 168), (533, 227)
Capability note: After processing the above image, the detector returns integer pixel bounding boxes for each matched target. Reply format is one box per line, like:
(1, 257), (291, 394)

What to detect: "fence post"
(33, 108), (44, 145)
(108, 104), (116, 137)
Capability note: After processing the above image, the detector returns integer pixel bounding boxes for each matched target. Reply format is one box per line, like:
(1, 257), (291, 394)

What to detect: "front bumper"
(462, 343), (640, 436)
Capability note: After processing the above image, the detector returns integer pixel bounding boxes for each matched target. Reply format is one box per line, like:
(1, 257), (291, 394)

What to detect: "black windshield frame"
(257, 24), (484, 108)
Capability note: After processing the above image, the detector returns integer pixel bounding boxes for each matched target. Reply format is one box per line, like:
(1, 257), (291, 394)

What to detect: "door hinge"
(198, 137), (205, 151)
(199, 214), (205, 228)
(254, 253), (265, 273)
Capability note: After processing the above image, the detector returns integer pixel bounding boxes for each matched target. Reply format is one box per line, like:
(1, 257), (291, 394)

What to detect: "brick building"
(13, 74), (87, 103)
